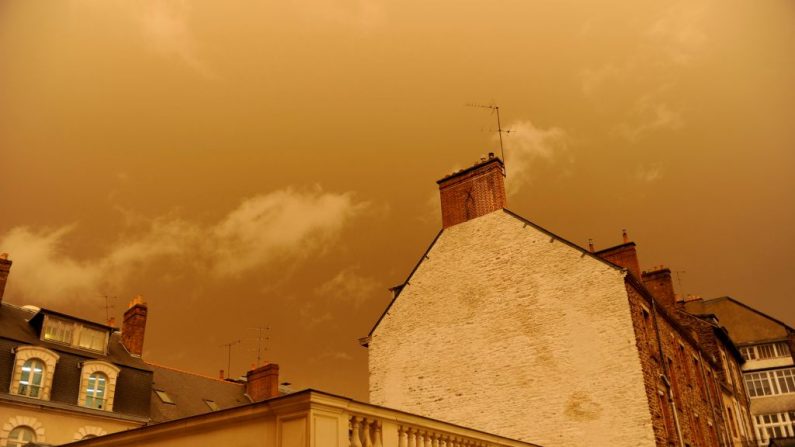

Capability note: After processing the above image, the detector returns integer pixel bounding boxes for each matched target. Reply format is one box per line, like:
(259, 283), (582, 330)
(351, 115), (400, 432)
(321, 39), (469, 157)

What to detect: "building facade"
(365, 155), (754, 447)
(0, 254), (267, 446)
(686, 297), (795, 445)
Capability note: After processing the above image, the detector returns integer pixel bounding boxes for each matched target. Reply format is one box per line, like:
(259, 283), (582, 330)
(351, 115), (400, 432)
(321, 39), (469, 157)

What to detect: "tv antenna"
(246, 326), (270, 367)
(220, 339), (241, 378)
(466, 103), (513, 176)
(98, 294), (117, 325)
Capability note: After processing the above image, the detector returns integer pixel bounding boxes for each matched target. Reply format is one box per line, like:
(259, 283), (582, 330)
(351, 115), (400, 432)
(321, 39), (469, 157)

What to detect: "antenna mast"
(220, 339), (241, 378)
(466, 103), (511, 177)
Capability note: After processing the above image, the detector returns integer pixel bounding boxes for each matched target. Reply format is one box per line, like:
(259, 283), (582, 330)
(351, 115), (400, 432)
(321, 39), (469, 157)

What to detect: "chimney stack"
(642, 267), (677, 308)
(246, 363), (280, 402)
(0, 254), (11, 305)
(122, 295), (148, 357)
(594, 232), (641, 279)
(437, 153), (506, 229)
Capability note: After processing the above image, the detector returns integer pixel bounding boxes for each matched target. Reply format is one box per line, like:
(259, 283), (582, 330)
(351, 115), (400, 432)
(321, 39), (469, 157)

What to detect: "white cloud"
(0, 188), (366, 305)
(138, 0), (216, 78)
(635, 164), (664, 183)
(314, 267), (380, 308)
(647, 1), (709, 66)
(500, 120), (570, 195)
(618, 99), (684, 142)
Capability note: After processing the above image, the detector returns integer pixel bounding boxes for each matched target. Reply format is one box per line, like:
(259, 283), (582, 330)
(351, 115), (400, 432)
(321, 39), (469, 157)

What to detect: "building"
(67, 389), (541, 447)
(364, 154), (755, 446)
(0, 254), (275, 446)
(685, 297), (795, 445)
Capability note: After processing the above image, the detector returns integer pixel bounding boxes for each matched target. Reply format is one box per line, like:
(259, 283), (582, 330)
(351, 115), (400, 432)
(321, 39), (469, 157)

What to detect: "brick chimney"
(0, 254), (11, 305)
(246, 363), (279, 402)
(437, 153), (506, 229)
(642, 267), (676, 308)
(122, 295), (148, 357)
(595, 232), (641, 280)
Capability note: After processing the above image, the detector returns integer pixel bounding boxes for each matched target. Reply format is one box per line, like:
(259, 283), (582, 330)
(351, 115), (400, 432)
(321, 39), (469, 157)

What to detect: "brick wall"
(369, 210), (656, 447)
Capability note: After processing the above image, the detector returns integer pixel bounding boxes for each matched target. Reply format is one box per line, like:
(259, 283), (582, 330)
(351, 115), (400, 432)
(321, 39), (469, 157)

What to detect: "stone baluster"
(425, 432), (433, 447)
(351, 417), (363, 447)
(363, 418), (373, 447)
(407, 428), (416, 447)
(398, 426), (408, 447)
(373, 420), (382, 447)
(439, 435), (448, 447)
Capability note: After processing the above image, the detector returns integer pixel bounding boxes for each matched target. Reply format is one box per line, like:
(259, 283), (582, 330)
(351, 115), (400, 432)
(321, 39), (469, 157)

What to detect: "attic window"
(41, 315), (108, 354)
(204, 399), (220, 411)
(154, 390), (174, 404)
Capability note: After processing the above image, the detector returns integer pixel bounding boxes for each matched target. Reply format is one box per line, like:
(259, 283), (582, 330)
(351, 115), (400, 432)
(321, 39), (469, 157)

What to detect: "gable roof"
(366, 208), (625, 337)
(148, 363), (250, 423)
(684, 296), (794, 344)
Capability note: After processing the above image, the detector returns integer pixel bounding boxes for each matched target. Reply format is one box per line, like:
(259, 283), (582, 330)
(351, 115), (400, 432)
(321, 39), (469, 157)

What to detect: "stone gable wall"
(369, 211), (655, 447)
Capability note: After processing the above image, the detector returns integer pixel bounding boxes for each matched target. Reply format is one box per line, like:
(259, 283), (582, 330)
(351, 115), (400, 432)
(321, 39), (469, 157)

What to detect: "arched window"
(17, 359), (44, 398)
(6, 425), (36, 447)
(81, 434), (98, 440)
(85, 372), (108, 409)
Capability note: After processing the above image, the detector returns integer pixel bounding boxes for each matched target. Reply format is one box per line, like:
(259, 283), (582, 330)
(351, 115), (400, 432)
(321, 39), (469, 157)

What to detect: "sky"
(1, 0), (793, 401)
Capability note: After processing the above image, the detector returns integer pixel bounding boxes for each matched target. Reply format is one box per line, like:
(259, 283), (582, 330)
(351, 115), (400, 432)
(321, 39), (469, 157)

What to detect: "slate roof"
(0, 303), (151, 371)
(148, 363), (250, 423)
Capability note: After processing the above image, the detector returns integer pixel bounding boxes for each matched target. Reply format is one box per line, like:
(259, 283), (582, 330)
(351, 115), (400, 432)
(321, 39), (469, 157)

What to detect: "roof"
(148, 363), (250, 423)
(367, 208), (625, 337)
(0, 302), (151, 371)
(684, 296), (794, 344)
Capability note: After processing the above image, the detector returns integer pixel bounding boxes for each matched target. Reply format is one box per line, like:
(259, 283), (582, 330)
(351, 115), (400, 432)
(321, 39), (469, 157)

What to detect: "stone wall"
(369, 210), (656, 447)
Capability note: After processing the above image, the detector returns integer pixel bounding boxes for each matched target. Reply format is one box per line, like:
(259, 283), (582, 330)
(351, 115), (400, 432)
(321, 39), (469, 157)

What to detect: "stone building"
(0, 254), (272, 446)
(364, 154), (755, 447)
(685, 297), (795, 445)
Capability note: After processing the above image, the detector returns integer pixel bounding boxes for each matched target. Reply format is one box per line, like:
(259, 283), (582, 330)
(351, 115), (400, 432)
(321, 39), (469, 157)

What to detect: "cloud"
(647, 1), (709, 66)
(0, 188), (366, 305)
(314, 267), (380, 308)
(138, 1), (216, 78)
(500, 120), (570, 195)
(295, 0), (386, 30)
(635, 164), (664, 183)
(618, 98), (684, 142)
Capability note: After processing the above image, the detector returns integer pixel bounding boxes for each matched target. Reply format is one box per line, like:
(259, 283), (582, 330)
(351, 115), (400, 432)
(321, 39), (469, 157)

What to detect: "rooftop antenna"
(466, 103), (512, 177)
(220, 339), (241, 378)
(98, 294), (117, 325)
(246, 326), (270, 367)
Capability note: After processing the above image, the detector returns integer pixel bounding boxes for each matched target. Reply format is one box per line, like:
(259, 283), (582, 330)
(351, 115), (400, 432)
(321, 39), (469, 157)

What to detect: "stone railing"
(349, 417), (503, 447)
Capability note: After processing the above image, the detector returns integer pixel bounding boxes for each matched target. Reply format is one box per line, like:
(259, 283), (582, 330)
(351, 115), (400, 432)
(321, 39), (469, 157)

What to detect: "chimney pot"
(622, 229), (629, 244)
(122, 295), (148, 357)
(220, 369), (225, 380)
(437, 156), (506, 228)
(588, 239), (594, 252)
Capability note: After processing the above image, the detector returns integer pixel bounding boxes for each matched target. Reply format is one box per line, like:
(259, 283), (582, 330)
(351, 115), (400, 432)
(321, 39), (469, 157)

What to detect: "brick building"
(685, 297), (795, 445)
(364, 154), (755, 446)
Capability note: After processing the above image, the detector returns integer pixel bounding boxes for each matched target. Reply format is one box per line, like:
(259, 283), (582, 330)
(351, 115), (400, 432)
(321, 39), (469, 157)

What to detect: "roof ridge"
(147, 361), (244, 386)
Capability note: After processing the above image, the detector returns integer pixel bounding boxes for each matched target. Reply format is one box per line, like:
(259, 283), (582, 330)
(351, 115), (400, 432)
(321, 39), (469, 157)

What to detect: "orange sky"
(1, 0), (794, 400)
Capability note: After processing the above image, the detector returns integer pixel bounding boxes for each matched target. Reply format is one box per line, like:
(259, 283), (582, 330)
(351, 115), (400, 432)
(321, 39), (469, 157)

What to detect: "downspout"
(650, 293), (685, 447)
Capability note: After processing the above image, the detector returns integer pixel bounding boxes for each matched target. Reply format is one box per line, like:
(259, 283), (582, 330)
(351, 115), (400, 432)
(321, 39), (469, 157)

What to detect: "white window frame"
(78, 361), (120, 411)
(41, 315), (109, 354)
(9, 346), (59, 401)
(744, 368), (795, 398)
(741, 342), (791, 361)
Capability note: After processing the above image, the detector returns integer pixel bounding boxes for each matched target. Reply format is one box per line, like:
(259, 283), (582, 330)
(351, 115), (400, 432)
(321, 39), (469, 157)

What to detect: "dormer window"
(10, 346), (59, 401)
(78, 361), (120, 411)
(18, 359), (44, 398)
(41, 315), (108, 354)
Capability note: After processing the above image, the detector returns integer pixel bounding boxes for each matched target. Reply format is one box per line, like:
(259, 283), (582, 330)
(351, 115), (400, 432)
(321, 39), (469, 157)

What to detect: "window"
(6, 426), (36, 447)
(78, 361), (120, 411)
(155, 389), (175, 404)
(204, 399), (220, 411)
(741, 342), (791, 361)
(10, 346), (59, 401)
(41, 314), (109, 353)
(745, 368), (795, 397)
(17, 359), (44, 398)
(84, 372), (108, 409)
(754, 412), (795, 443)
